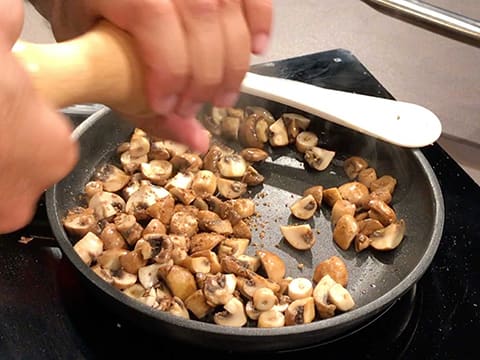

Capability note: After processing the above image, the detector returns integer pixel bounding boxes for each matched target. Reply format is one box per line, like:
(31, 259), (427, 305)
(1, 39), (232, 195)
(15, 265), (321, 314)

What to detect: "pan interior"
(46, 95), (443, 339)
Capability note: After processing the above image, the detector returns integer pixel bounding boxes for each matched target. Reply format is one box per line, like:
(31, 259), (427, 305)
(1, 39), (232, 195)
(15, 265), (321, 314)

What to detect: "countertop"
(20, 0), (480, 184)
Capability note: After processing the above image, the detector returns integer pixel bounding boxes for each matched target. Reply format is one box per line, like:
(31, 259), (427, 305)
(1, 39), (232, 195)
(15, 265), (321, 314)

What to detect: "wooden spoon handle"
(12, 20), (150, 116)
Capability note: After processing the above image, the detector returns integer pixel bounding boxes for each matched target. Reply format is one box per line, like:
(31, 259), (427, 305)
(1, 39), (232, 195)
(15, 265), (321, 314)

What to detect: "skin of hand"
(0, 0), (79, 234)
(38, 0), (273, 154)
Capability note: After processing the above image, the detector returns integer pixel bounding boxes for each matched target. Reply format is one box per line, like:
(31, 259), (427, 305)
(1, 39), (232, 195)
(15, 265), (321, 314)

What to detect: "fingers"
(0, 0), (24, 46)
(0, 52), (78, 233)
(242, 0), (273, 54)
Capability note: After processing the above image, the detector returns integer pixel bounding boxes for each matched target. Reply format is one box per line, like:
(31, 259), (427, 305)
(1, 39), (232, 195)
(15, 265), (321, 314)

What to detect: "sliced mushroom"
(114, 213), (143, 246)
(328, 283), (355, 312)
(165, 171), (194, 191)
(268, 118), (289, 147)
(302, 185), (324, 207)
(333, 214), (359, 251)
(180, 256), (211, 274)
(228, 198), (256, 218)
(184, 289), (214, 320)
(338, 181), (370, 207)
(96, 248), (129, 271)
(312, 255), (349, 286)
(280, 224), (316, 250)
(367, 199), (397, 226)
(369, 174), (397, 194)
(112, 269), (138, 290)
(88, 191), (126, 220)
(62, 206), (97, 237)
(166, 296), (190, 319)
(129, 129), (150, 157)
(73, 232), (104, 265)
(170, 153), (203, 173)
(312, 274), (336, 319)
(203, 273), (237, 306)
(257, 309), (285, 328)
(220, 115), (241, 141)
(138, 263), (162, 289)
(213, 297), (247, 327)
(241, 165), (265, 186)
(218, 154), (248, 178)
(120, 250), (147, 274)
(295, 131), (318, 153)
(141, 160), (173, 185)
(93, 163), (131, 192)
(304, 146), (335, 171)
(369, 219), (406, 251)
(120, 151), (148, 174)
(169, 211), (198, 237)
(216, 178), (247, 199)
(191, 170), (217, 198)
(290, 194), (317, 220)
(288, 277), (313, 300)
(256, 249), (286, 283)
(331, 199), (356, 225)
(189, 232), (225, 253)
(217, 238), (250, 259)
(239, 147), (269, 163)
(191, 250), (222, 274)
(343, 156), (368, 180)
(100, 223), (128, 250)
(146, 194), (176, 224)
(163, 264), (197, 301)
(238, 113), (264, 148)
(284, 297), (315, 325)
(322, 187), (343, 207)
(245, 300), (261, 320)
(253, 287), (278, 311)
(197, 210), (233, 235)
(126, 184), (170, 220)
(357, 167), (377, 188)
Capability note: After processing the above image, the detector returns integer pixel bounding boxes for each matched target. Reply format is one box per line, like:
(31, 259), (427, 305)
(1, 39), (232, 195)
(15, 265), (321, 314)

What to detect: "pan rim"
(46, 106), (444, 342)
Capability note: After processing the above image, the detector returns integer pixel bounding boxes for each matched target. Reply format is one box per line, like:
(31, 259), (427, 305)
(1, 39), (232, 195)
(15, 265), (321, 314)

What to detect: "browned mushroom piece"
(138, 263), (162, 289)
(241, 166), (265, 186)
(113, 213), (143, 246)
(100, 223), (128, 249)
(268, 118), (289, 147)
(238, 272), (281, 299)
(312, 255), (349, 286)
(245, 300), (261, 320)
(287, 277), (313, 300)
(228, 198), (256, 218)
(302, 185), (324, 207)
(162, 264), (197, 301)
(358, 218), (384, 236)
(312, 274), (337, 319)
(295, 131), (319, 153)
(369, 219), (406, 251)
(191, 249), (222, 274)
(252, 287), (278, 311)
(328, 283), (355, 312)
(322, 187), (343, 207)
(217, 154), (248, 178)
(290, 194), (317, 220)
(197, 210), (233, 235)
(73, 232), (104, 265)
(93, 163), (131, 193)
(126, 184), (170, 220)
(257, 309), (286, 328)
(88, 191), (126, 220)
(169, 211), (198, 237)
(338, 181), (370, 207)
(96, 248), (129, 271)
(235, 254), (261, 272)
(91, 265), (113, 284)
(112, 269), (138, 290)
(180, 256), (211, 274)
(343, 156), (368, 180)
(146, 194), (176, 224)
(203, 273), (237, 306)
(369, 174), (397, 194)
(368, 188), (393, 206)
(367, 198), (397, 226)
(220, 115), (241, 141)
(282, 112), (311, 143)
(84, 180), (103, 199)
(165, 296), (190, 319)
(120, 250), (147, 274)
(213, 297), (247, 327)
(216, 177), (247, 199)
(304, 146), (335, 171)
(189, 232), (225, 253)
(256, 249), (286, 283)
(333, 214), (359, 251)
(280, 224), (316, 250)
(284, 297), (315, 325)
(217, 238), (250, 259)
(354, 233), (372, 252)
(239, 147), (269, 163)
(128, 129), (150, 158)
(191, 170), (217, 198)
(331, 199), (356, 226)
(238, 113), (264, 149)
(141, 160), (173, 185)
(142, 218), (167, 239)
(245, 105), (275, 123)
(120, 150), (148, 174)
(165, 172), (194, 191)
(357, 167), (377, 188)
(184, 289), (214, 320)
(62, 206), (97, 237)
(170, 152), (203, 173)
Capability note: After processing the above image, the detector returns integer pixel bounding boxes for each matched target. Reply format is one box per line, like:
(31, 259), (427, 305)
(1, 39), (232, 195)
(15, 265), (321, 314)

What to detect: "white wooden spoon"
(13, 21), (441, 148)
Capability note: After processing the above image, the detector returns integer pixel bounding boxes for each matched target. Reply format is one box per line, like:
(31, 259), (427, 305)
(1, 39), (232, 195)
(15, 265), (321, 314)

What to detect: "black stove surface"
(1, 49), (479, 359)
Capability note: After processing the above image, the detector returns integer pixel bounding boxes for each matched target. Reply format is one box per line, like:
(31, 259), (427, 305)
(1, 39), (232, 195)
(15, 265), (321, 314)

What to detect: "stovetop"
(1, 49), (479, 359)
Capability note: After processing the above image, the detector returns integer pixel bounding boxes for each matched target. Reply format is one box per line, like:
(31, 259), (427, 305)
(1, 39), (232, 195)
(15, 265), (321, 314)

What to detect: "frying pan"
(16, 25), (444, 352)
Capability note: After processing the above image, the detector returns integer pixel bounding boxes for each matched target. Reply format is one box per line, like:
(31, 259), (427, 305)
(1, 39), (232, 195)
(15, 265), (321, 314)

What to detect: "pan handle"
(12, 21), (151, 118)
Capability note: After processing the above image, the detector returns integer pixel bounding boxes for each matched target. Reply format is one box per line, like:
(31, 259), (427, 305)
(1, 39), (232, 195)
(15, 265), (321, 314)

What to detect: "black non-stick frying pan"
(13, 20), (444, 352)
(44, 87), (444, 351)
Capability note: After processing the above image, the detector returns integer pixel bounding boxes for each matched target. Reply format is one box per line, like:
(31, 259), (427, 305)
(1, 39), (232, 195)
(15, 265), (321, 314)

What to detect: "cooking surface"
(0, 49), (479, 359)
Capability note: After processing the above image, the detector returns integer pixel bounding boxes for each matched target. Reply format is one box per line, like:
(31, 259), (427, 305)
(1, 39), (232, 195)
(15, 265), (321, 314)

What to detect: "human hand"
(0, 0), (78, 233)
(47, 0), (273, 153)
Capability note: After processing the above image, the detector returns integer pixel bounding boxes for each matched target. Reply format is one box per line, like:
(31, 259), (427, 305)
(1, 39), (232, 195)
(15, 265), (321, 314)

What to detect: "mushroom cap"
(213, 297), (247, 327)
(280, 224), (316, 250)
(370, 219), (406, 251)
(256, 249), (286, 283)
(290, 194), (317, 220)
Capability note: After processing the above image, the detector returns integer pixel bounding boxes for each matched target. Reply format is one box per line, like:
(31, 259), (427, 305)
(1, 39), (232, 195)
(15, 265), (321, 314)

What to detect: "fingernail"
(176, 101), (203, 118)
(214, 91), (239, 107)
(252, 33), (269, 54)
(152, 95), (178, 114)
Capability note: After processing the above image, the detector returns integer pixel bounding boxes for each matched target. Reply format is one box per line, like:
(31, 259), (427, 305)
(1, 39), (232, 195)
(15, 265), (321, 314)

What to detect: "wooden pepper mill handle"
(12, 20), (150, 117)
